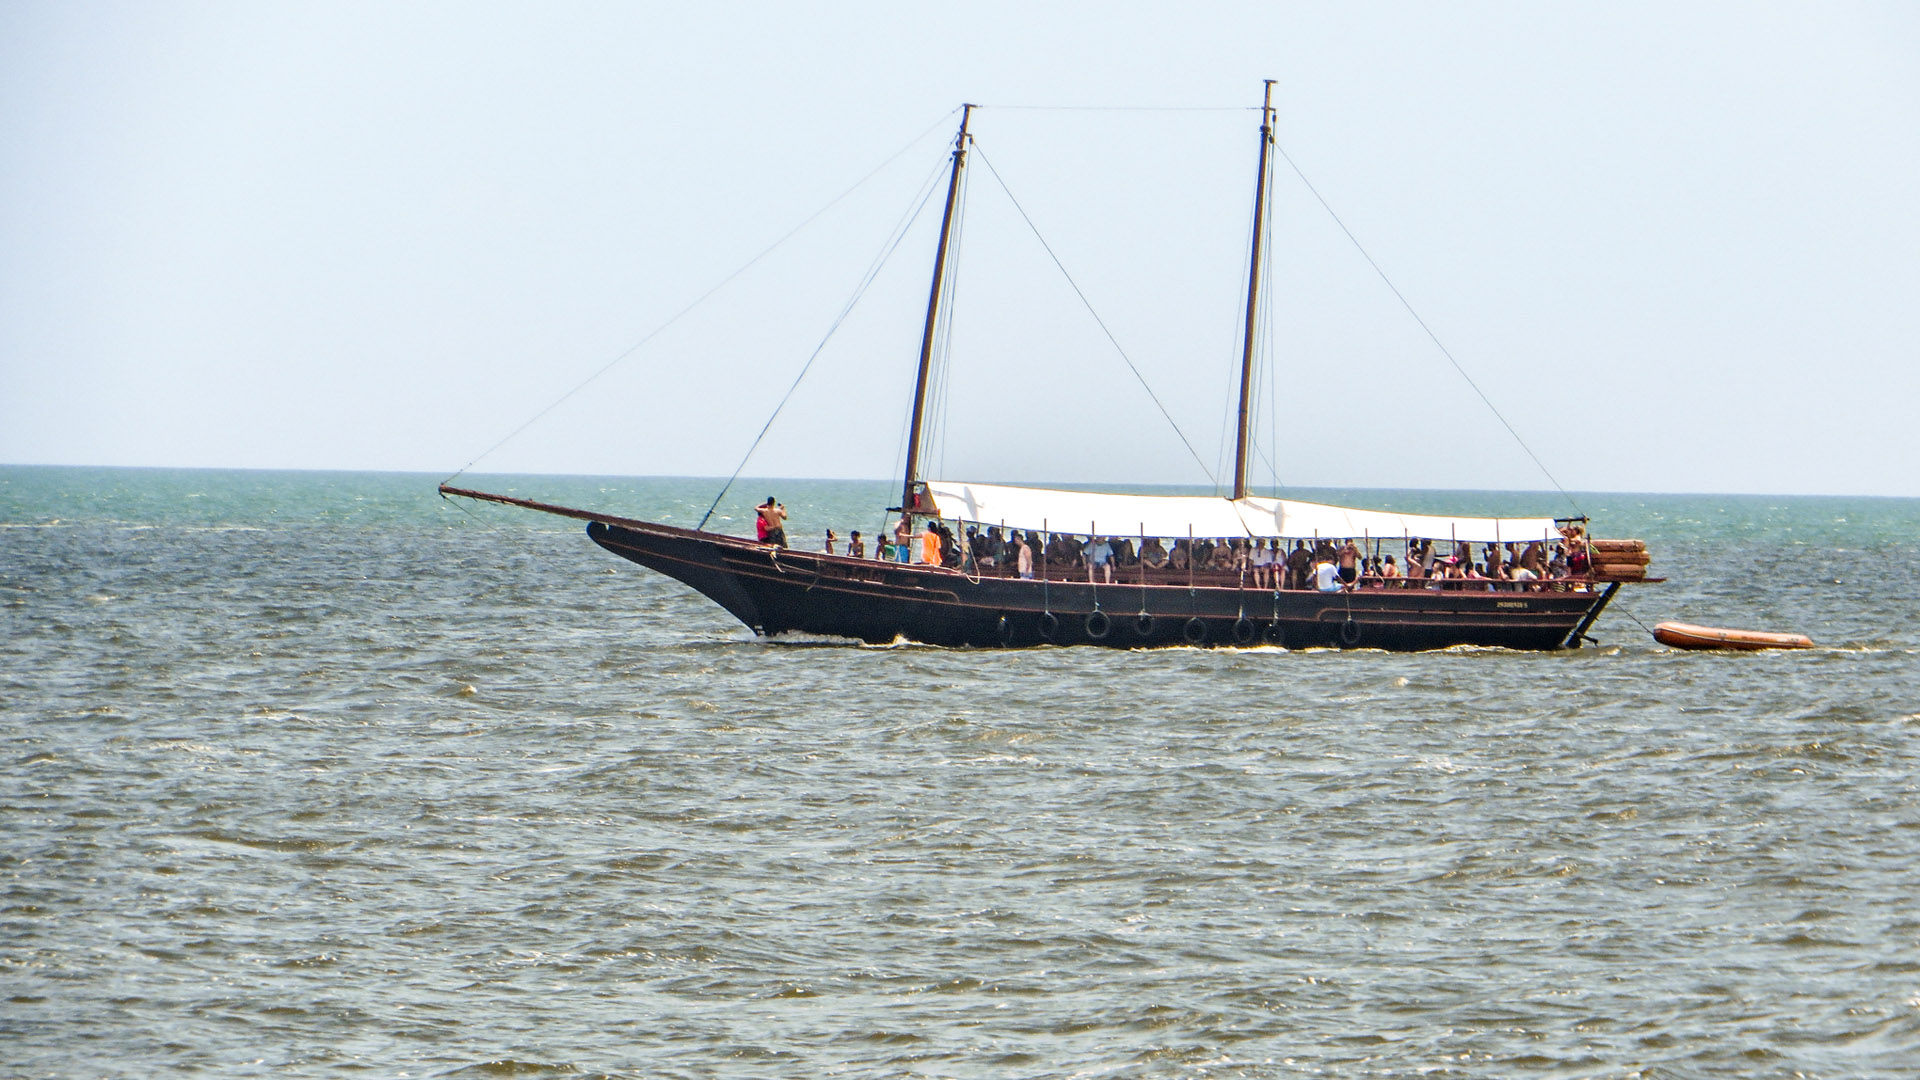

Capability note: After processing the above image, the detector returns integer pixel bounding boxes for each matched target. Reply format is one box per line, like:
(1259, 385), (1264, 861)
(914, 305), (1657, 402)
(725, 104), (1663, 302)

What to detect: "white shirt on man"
(1314, 561), (1343, 592)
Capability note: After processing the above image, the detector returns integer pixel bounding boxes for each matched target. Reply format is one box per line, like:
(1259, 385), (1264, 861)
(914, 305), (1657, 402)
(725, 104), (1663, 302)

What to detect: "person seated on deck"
(1285, 540), (1312, 590)
(1205, 540), (1227, 572)
(1547, 546), (1568, 578)
(1168, 539), (1191, 571)
(894, 515), (914, 563)
(1140, 537), (1169, 569)
(1337, 539), (1362, 586)
(1250, 539), (1273, 588)
(1064, 534), (1087, 568)
(849, 531), (865, 559)
(978, 527), (1002, 570)
(823, 529), (837, 555)
(1113, 537), (1137, 567)
(1087, 536), (1114, 584)
(1485, 542), (1504, 579)
(1380, 555), (1401, 582)
(1509, 559), (1539, 589)
(1313, 552), (1346, 593)
(1207, 539), (1234, 572)
(1192, 539), (1213, 569)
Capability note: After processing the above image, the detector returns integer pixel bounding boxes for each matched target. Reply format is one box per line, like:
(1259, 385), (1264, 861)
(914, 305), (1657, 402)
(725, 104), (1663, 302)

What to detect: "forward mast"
(1233, 79), (1277, 501)
(901, 104), (973, 516)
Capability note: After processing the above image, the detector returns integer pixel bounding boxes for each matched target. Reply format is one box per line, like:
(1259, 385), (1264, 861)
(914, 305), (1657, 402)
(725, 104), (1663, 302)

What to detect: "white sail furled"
(923, 480), (1560, 544)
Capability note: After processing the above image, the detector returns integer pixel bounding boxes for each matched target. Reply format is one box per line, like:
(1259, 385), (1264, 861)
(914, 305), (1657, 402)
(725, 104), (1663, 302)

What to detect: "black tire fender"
(1038, 611), (1059, 641)
(1182, 617), (1207, 645)
(1084, 610), (1110, 640)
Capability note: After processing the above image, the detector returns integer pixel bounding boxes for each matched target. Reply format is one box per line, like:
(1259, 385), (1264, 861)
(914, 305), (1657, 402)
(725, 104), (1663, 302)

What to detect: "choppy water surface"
(4, 467), (1919, 1078)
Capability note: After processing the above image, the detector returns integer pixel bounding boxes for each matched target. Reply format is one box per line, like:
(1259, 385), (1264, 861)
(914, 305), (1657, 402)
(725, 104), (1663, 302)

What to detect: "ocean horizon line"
(3, 461), (1917, 503)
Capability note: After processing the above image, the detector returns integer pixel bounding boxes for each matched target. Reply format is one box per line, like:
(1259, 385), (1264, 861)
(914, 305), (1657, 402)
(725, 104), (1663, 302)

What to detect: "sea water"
(3, 465), (1918, 1078)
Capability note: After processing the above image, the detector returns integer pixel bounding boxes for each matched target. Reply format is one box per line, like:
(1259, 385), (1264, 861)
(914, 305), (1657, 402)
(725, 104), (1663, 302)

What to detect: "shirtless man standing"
(757, 497), (788, 548)
(893, 515), (914, 564)
(1337, 539), (1362, 586)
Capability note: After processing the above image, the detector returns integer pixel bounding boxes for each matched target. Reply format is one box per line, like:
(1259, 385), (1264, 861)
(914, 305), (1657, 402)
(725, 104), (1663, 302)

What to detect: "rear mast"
(1232, 80), (1277, 502)
(901, 105), (974, 515)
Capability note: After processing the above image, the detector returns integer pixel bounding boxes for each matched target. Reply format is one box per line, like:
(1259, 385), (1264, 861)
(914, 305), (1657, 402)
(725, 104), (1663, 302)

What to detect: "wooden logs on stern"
(1589, 538), (1651, 582)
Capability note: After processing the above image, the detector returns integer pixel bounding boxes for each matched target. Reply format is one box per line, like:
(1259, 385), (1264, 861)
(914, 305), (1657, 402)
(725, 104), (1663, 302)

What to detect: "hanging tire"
(1263, 621), (1285, 647)
(1038, 611), (1059, 642)
(1340, 618), (1363, 647)
(996, 615), (1014, 646)
(1133, 612), (1155, 638)
(1085, 610), (1111, 640)
(1182, 617), (1207, 645)
(1232, 618), (1257, 645)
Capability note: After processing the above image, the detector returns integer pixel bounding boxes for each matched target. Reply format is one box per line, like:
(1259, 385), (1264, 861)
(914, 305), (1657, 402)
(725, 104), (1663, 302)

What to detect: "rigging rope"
(1271, 141), (1585, 519)
(696, 152), (952, 530)
(441, 106), (963, 486)
(971, 143), (1220, 489)
(1215, 176), (1262, 493)
(1608, 592), (1656, 638)
(1258, 177), (1285, 496)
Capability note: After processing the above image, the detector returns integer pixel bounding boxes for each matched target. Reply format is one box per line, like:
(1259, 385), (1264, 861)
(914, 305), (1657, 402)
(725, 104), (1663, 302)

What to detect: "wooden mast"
(1232, 80), (1276, 501)
(901, 105), (973, 513)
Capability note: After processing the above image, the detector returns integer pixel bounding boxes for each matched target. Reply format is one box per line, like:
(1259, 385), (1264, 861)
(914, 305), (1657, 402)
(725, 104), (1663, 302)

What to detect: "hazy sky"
(4, 2), (1917, 497)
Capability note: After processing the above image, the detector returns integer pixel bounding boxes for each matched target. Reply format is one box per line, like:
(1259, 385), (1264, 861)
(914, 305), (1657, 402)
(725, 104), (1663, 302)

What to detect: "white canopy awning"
(923, 480), (1560, 544)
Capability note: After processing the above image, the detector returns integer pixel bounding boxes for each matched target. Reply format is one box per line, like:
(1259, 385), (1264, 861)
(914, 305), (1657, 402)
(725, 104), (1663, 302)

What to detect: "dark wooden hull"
(586, 519), (1618, 652)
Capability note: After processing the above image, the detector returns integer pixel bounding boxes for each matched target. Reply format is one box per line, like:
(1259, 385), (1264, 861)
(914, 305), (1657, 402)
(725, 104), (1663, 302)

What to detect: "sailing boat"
(443, 85), (1654, 651)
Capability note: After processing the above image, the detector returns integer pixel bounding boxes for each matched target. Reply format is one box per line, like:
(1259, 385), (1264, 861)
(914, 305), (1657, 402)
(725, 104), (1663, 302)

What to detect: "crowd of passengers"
(783, 501), (1596, 591)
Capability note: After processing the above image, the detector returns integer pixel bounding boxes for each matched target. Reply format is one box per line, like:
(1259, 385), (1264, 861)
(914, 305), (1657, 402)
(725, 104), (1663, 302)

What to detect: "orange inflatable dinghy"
(1652, 621), (1814, 651)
